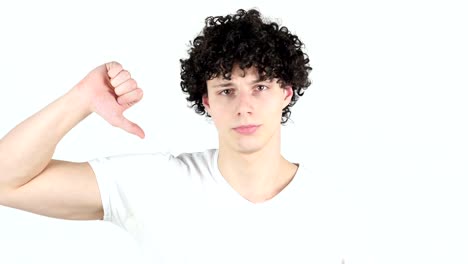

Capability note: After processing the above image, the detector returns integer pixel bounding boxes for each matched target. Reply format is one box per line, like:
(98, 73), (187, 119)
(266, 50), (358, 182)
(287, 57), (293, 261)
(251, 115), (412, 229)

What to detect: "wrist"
(67, 85), (94, 118)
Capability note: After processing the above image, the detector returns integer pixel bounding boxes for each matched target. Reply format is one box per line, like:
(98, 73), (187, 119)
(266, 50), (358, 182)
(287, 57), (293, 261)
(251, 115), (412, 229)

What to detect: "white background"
(0, 0), (467, 263)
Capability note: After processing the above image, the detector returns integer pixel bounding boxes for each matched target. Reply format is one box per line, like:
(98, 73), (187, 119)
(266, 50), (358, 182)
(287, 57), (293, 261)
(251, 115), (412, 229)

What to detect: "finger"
(117, 116), (145, 139)
(110, 69), (131, 87)
(117, 88), (143, 106)
(114, 78), (137, 96)
(105, 61), (123, 79)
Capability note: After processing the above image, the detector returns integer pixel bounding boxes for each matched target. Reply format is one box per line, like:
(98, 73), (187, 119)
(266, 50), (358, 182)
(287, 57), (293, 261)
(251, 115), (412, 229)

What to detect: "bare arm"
(0, 61), (144, 220)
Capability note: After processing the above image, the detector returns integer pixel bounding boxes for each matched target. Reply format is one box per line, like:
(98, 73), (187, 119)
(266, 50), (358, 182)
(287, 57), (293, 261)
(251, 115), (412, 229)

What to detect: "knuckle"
(117, 96), (126, 104)
(122, 70), (131, 79)
(136, 88), (143, 96)
(110, 77), (119, 87)
(128, 78), (137, 87)
(107, 61), (122, 74)
(113, 61), (123, 70)
(113, 83), (122, 92)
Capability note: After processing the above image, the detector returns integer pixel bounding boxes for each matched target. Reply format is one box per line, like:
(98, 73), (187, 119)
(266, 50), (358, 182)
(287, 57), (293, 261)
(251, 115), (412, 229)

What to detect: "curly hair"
(180, 8), (312, 124)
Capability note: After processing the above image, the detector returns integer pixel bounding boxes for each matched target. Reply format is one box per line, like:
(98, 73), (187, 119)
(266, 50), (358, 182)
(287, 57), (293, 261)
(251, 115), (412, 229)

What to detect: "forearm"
(0, 86), (92, 190)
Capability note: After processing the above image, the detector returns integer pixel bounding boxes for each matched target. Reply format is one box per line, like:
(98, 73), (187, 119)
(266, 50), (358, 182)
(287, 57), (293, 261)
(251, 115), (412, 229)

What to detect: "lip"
(233, 124), (260, 135)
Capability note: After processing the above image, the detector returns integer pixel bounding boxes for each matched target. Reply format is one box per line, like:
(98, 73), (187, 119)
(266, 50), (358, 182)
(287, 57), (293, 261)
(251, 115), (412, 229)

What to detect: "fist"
(76, 61), (145, 138)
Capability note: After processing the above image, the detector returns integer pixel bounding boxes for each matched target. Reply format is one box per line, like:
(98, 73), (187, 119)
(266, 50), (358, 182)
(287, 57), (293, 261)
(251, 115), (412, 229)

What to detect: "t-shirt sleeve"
(87, 152), (183, 229)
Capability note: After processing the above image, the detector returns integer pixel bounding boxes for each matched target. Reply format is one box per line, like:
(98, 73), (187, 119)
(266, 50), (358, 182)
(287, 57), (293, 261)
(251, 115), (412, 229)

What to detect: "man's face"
(203, 65), (293, 154)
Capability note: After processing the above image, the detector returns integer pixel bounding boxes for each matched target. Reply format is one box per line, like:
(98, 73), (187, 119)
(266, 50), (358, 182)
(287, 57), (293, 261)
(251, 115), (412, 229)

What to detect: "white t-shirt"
(88, 149), (357, 264)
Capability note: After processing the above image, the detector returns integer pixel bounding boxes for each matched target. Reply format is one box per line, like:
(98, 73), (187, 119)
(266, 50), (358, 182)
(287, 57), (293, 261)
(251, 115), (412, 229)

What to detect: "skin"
(0, 61), (298, 222)
(0, 62), (142, 220)
(203, 65), (299, 203)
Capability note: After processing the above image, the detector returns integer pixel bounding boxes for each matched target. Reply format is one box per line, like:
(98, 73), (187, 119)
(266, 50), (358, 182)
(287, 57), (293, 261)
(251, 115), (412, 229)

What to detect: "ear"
(282, 86), (293, 109)
(202, 94), (211, 114)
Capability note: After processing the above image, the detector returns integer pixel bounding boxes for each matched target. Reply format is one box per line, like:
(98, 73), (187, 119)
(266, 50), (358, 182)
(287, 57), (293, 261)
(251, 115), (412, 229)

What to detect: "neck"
(217, 135), (297, 203)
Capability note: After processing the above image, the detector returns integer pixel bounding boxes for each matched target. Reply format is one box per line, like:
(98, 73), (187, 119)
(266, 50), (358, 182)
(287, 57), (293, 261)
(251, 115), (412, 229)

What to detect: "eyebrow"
(211, 78), (272, 89)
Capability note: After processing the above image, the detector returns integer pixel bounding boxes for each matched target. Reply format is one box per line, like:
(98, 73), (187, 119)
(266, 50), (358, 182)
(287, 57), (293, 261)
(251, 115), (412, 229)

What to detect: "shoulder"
(175, 148), (218, 166)
(173, 149), (219, 182)
(88, 149), (219, 178)
(89, 149), (217, 166)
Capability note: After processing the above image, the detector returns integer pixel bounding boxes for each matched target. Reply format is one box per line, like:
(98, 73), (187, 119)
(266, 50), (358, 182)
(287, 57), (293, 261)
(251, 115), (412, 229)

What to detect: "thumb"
(115, 116), (145, 139)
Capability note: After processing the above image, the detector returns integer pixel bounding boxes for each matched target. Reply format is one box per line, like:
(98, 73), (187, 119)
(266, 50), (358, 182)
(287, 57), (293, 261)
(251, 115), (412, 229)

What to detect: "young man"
(0, 9), (349, 264)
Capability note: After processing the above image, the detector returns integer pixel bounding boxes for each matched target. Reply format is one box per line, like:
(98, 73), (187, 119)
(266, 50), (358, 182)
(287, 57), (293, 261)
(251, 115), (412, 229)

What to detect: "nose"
(235, 89), (254, 116)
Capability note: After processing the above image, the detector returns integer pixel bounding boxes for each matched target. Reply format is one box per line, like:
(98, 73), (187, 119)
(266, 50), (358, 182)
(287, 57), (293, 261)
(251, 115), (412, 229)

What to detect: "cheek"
(208, 106), (227, 126)
(263, 98), (284, 114)
(210, 99), (234, 116)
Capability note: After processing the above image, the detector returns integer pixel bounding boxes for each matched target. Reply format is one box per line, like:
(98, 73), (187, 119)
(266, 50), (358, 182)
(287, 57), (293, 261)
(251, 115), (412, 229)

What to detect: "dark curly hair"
(180, 8), (312, 124)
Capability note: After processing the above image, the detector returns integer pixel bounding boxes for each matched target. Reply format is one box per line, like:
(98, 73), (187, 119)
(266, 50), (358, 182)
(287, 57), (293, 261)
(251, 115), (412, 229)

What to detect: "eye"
(219, 89), (233, 95)
(256, 85), (269, 91)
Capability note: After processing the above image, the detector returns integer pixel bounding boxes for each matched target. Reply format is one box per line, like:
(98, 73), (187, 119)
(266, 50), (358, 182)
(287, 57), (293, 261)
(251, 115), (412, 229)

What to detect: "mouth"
(233, 124), (261, 135)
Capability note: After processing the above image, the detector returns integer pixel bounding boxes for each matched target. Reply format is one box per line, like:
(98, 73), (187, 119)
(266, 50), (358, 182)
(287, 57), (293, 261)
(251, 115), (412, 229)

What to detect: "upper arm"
(0, 159), (103, 220)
